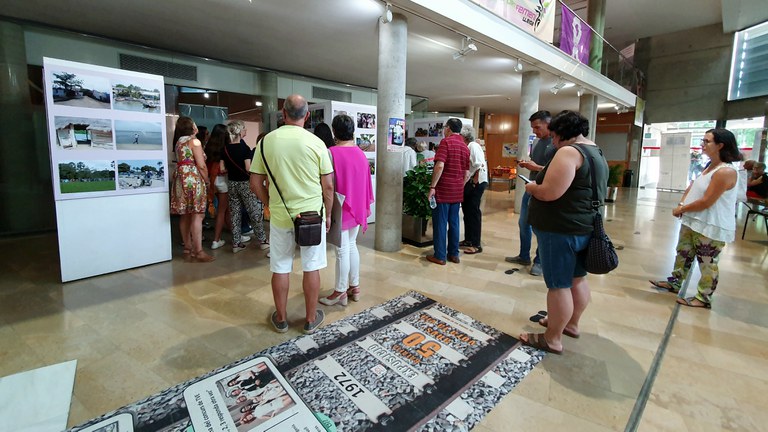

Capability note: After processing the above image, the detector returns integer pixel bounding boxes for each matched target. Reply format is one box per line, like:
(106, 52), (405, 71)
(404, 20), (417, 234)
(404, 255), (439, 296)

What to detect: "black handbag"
(260, 137), (323, 246)
(577, 145), (619, 274)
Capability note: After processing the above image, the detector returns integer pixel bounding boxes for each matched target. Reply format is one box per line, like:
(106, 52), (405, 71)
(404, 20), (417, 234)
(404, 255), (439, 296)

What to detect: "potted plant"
(605, 164), (624, 203)
(402, 164), (434, 247)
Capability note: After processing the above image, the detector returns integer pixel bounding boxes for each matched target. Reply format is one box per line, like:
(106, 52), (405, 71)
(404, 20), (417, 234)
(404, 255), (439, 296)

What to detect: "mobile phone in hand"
(518, 174), (531, 184)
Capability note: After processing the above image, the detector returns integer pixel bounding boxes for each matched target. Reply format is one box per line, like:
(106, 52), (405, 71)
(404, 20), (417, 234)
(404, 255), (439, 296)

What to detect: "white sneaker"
(259, 240), (270, 250)
(242, 229), (254, 236)
(232, 243), (247, 253)
(211, 239), (226, 250)
(241, 235), (251, 243)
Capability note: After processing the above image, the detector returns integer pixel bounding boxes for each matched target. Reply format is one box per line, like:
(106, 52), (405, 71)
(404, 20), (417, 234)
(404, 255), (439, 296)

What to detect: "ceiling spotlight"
(255, 101), (263, 107)
(550, 77), (567, 94)
(514, 58), (523, 72)
(576, 87), (584, 97)
(381, 3), (393, 23)
(203, 91), (210, 99)
(452, 36), (478, 61)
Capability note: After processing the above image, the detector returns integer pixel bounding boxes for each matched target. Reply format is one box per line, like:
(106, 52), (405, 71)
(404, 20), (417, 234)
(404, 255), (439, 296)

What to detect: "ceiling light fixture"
(576, 86), (584, 97)
(514, 57), (523, 72)
(550, 77), (567, 94)
(203, 91), (210, 99)
(452, 36), (478, 61)
(381, 3), (393, 23)
(255, 101), (263, 107)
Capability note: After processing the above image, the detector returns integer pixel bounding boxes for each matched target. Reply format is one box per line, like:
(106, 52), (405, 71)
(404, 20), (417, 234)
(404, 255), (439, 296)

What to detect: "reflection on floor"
(1, 187), (767, 431)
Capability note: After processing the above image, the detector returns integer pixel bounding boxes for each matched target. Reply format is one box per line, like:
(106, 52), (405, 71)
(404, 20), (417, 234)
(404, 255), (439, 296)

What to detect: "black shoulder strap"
(573, 144), (601, 210)
(259, 134), (294, 219)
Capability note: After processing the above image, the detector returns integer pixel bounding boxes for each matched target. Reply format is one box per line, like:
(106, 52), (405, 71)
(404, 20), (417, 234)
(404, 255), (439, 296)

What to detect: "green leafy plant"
(403, 164), (433, 220)
(608, 164), (624, 187)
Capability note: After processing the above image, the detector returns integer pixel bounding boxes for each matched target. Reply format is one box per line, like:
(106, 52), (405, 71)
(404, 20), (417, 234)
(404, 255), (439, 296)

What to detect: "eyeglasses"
(700, 138), (713, 144)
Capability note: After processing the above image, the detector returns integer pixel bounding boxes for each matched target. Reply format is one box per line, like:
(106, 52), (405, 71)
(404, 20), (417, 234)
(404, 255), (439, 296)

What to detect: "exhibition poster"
(470, 0), (555, 43)
(43, 58), (168, 201)
(387, 117), (405, 152)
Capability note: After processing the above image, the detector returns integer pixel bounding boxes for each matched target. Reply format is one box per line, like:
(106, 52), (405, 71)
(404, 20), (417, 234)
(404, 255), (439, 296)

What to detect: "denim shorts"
(533, 228), (591, 289)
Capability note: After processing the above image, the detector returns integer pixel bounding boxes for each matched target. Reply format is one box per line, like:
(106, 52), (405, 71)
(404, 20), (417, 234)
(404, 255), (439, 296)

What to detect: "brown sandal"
(676, 296), (710, 309)
(520, 332), (562, 355)
(538, 319), (580, 339)
(192, 251), (215, 263)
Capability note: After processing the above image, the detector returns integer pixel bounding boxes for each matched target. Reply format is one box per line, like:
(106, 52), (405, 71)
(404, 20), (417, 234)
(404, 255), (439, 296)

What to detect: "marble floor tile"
(1, 188), (768, 430)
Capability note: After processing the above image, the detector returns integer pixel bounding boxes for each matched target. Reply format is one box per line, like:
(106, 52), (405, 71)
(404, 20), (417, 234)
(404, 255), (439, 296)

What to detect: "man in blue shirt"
(506, 111), (556, 276)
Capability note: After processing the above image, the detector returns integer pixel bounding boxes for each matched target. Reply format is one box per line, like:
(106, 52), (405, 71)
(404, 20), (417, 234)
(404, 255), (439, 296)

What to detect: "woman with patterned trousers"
(224, 121), (269, 254)
(649, 128), (740, 308)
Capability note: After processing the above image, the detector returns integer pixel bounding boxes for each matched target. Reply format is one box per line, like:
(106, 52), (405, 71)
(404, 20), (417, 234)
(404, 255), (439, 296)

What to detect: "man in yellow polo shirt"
(250, 94), (334, 335)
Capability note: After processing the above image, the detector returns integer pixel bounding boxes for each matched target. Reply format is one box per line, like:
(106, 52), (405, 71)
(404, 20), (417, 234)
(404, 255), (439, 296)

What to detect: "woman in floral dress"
(170, 117), (214, 262)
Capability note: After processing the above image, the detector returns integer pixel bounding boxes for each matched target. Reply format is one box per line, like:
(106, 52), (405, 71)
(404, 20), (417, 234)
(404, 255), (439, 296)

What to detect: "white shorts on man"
(269, 224), (327, 274)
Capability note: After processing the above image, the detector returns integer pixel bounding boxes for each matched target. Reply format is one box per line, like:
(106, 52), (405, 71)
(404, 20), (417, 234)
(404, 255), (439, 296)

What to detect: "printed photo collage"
(310, 107), (377, 176)
(45, 61), (168, 200)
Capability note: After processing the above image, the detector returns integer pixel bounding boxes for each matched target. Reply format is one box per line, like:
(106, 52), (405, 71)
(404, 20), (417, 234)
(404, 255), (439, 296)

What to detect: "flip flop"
(462, 246), (483, 254)
(520, 332), (562, 355)
(676, 296), (711, 309)
(649, 279), (678, 293)
(504, 268), (520, 275)
(538, 319), (580, 338)
(528, 311), (547, 322)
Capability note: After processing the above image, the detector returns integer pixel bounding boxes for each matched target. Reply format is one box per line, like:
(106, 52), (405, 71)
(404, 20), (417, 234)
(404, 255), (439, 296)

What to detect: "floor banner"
(68, 292), (543, 432)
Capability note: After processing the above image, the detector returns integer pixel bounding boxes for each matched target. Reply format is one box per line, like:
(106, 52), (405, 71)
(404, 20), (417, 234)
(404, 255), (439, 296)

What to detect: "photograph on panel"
(357, 113), (376, 129)
(51, 71), (111, 109)
(54, 116), (114, 150)
(427, 122), (444, 137)
(357, 134), (375, 152)
(114, 120), (164, 150)
(112, 78), (162, 113)
(58, 160), (116, 194)
(305, 109), (325, 131)
(217, 362), (297, 431)
(117, 159), (164, 189)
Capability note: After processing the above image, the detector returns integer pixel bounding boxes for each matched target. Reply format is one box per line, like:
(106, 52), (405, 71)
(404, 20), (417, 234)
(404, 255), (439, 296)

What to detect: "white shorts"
(214, 175), (228, 193)
(270, 223), (327, 273)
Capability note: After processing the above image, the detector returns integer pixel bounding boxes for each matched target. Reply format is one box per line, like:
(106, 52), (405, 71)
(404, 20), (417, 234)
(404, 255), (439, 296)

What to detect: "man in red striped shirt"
(427, 118), (470, 265)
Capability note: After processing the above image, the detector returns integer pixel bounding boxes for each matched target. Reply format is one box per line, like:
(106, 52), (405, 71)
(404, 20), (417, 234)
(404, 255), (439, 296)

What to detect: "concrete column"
(587, 0), (606, 72)
(259, 71), (278, 131)
(464, 106), (475, 121)
(579, 94), (598, 140)
(374, 13), (407, 252)
(515, 70), (540, 213)
(473, 106), (481, 133)
(0, 21), (51, 235)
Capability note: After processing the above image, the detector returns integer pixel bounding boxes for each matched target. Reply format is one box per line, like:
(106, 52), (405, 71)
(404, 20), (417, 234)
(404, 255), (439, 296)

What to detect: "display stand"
(43, 58), (171, 282)
(658, 132), (691, 192)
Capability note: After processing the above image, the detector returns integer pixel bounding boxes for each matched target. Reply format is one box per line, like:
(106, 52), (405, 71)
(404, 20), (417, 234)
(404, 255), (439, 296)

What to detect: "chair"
(741, 200), (768, 240)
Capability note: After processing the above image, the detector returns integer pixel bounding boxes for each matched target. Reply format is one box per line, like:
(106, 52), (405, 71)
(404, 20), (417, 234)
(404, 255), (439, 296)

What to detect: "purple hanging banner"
(560, 5), (590, 65)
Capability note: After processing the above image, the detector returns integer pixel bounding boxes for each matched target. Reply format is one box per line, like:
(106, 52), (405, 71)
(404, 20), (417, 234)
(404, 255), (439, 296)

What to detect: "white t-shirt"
(467, 141), (488, 184)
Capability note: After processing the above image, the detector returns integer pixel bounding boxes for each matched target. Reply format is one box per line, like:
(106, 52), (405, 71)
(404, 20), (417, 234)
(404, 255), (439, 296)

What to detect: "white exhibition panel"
(309, 101), (378, 223)
(43, 58), (172, 282)
(56, 193), (172, 282)
(658, 132), (692, 191)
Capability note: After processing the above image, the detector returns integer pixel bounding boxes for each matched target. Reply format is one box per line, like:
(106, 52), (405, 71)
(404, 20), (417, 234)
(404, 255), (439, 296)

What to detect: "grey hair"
(283, 94), (309, 120)
(460, 125), (476, 142)
(416, 141), (428, 152)
(227, 120), (245, 140)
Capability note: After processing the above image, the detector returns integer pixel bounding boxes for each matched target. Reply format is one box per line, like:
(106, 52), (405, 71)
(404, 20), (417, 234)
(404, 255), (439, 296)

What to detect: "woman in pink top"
(319, 115), (374, 306)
